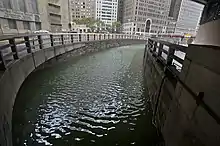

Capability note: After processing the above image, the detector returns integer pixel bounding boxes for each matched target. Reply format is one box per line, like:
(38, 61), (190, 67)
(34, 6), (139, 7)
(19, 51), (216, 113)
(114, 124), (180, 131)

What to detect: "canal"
(12, 44), (162, 146)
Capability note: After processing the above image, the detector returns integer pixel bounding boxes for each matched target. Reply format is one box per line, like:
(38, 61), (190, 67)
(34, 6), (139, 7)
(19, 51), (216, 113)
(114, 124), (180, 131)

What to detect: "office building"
(70, 0), (96, 20)
(117, 0), (123, 23)
(174, 0), (204, 35)
(37, 0), (70, 32)
(95, 0), (118, 26)
(122, 0), (171, 35)
(0, 0), (41, 34)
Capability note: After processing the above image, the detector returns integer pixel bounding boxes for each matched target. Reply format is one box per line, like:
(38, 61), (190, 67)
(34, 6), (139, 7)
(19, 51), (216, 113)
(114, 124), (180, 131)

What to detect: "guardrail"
(0, 33), (143, 71)
(145, 38), (220, 125)
(146, 38), (187, 74)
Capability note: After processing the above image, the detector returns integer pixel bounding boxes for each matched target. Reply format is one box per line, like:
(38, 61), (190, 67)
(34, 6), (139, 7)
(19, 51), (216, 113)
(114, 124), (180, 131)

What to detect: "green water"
(13, 45), (162, 146)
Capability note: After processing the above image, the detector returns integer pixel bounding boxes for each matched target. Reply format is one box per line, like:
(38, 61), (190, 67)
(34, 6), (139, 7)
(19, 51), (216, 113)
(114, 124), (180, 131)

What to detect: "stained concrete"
(144, 41), (220, 146)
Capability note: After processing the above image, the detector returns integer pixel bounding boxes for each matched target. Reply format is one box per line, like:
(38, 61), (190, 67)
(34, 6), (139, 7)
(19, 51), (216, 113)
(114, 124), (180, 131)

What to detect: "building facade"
(0, 0), (41, 34)
(122, 0), (172, 35)
(174, 0), (204, 35)
(117, 0), (123, 23)
(70, 0), (96, 20)
(95, 0), (118, 26)
(37, 0), (70, 32)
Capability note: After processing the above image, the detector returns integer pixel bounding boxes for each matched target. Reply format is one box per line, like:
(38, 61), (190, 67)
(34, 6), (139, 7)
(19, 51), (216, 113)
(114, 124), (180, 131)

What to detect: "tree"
(112, 21), (122, 33)
(72, 18), (105, 32)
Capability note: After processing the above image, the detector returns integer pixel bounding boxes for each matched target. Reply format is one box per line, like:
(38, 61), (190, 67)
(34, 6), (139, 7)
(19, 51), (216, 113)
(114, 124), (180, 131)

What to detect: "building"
(174, 0), (204, 35)
(70, 0), (96, 20)
(117, 0), (123, 23)
(0, 0), (41, 34)
(122, 0), (172, 35)
(72, 24), (91, 33)
(95, 0), (118, 26)
(37, 0), (70, 32)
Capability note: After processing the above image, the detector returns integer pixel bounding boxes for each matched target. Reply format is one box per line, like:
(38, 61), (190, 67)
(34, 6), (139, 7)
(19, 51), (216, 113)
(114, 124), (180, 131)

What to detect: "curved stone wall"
(0, 39), (145, 146)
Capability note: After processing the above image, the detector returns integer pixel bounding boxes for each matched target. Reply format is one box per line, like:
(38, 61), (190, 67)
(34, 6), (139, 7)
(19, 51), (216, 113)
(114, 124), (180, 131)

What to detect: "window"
(8, 19), (17, 29)
(3, 0), (11, 9)
(23, 21), (30, 30)
(19, 0), (27, 12)
(35, 22), (41, 30)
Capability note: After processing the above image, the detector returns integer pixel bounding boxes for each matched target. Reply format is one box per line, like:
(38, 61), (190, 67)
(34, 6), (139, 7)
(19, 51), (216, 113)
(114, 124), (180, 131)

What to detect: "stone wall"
(143, 44), (220, 146)
(0, 39), (145, 146)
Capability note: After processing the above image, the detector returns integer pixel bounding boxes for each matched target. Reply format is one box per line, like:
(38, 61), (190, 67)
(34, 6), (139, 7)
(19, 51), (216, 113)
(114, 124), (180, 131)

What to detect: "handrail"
(0, 33), (145, 70)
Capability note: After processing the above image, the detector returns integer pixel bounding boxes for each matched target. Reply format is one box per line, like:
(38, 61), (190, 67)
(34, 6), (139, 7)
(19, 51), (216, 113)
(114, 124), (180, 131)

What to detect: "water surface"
(13, 45), (161, 146)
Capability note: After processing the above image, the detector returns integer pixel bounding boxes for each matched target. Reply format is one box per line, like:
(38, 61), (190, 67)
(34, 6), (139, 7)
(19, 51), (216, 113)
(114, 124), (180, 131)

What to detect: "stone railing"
(0, 33), (143, 71)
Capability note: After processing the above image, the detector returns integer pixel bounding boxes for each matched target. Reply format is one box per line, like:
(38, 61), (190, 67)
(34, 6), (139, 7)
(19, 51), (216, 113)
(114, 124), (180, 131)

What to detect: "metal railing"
(146, 38), (220, 125)
(0, 33), (143, 70)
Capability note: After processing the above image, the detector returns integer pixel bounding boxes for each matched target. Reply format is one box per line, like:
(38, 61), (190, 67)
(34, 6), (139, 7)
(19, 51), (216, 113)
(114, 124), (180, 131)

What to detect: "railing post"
(38, 35), (43, 49)
(50, 34), (54, 47)
(87, 34), (90, 41)
(94, 34), (96, 40)
(167, 47), (175, 66)
(0, 50), (6, 70)
(71, 34), (74, 43)
(61, 34), (64, 45)
(157, 43), (163, 57)
(79, 34), (82, 42)
(9, 38), (19, 59)
(99, 34), (101, 40)
(24, 36), (32, 53)
(104, 34), (105, 40)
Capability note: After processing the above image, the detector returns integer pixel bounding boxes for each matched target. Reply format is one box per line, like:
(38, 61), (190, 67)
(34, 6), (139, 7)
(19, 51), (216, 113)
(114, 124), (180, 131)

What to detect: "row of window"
(7, 19), (41, 30)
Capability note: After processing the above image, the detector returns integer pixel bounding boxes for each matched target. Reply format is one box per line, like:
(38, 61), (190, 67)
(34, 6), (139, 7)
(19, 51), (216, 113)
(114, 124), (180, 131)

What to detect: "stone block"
(179, 58), (191, 81)
(44, 47), (55, 61)
(185, 62), (220, 117)
(178, 86), (198, 119)
(32, 49), (46, 68)
(193, 107), (220, 145)
(186, 45), (220, 74)
(162, 100), (189, 146)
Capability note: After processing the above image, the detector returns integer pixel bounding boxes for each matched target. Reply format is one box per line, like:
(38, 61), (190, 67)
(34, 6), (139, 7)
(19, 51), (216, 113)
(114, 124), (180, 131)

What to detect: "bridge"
(1, 0), (220, 145)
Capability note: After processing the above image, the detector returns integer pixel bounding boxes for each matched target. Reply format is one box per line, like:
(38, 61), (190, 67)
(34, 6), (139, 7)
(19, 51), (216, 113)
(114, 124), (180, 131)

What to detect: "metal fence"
(0, 33), (143, 70)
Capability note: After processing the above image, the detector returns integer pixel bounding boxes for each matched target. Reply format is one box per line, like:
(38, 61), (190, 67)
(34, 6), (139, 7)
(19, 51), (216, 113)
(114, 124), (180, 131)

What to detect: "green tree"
(112, 21), (122, 33)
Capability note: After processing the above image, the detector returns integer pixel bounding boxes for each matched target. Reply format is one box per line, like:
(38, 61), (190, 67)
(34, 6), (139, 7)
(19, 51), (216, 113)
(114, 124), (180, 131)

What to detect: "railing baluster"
(79, 34), (82, 42)
(166, 47), (175, 66)
(38, 35), (43, 49)
(50, 35), (54, 47)
(71, 34), (74, 43)
(9, 38), (19, 59)
(61, 34), (64, 45)
(0, 50), (6, 70)
(24, 36), (32, 53)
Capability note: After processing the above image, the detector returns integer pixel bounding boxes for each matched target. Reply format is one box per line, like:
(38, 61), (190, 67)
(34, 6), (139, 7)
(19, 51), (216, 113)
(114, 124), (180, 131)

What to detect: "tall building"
(117, 0), (123, 23)
(174, 0), (204, 35)
(122, 0), (171, 35)
(0, 0), (41, 34)
(95, 0), (118, 26)
(37, 0), (70, 32)
(70, 0), (96, 20)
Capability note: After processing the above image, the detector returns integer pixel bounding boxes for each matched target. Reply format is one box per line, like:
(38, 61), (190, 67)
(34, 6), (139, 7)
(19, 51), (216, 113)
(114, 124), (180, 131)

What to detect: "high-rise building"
(174, 0), (204, 35)
(117, 0), (123, 23)
(122, 0), (171, 35)
(0, 0), (41, 34)
(70, 0), (96, 20)
(37, 0), (70, 32)
(95, 0), (118, 26)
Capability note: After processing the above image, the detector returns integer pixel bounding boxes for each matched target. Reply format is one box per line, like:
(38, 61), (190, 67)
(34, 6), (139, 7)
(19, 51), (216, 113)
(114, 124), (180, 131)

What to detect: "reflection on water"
(13, 45), (162, 146)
